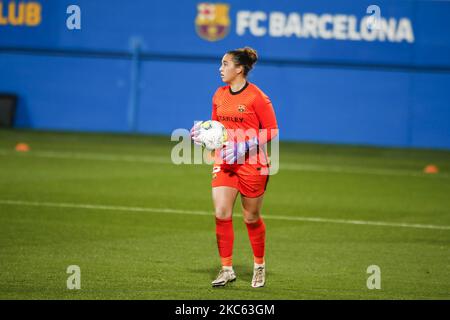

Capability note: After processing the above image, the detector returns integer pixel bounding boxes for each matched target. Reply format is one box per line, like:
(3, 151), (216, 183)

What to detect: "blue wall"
(0, 0), (449, 149)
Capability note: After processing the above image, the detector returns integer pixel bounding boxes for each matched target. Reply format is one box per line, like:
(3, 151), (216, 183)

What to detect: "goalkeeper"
(191, 47), (278, 288)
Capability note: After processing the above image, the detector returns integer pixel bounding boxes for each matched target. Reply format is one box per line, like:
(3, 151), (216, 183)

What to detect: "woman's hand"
(220, 137), (258, 164)
(190, 121), (203, 146)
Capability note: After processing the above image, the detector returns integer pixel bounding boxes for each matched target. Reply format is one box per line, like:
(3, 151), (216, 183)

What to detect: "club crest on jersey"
(195, 3), (230, 41)
(237, 105), (246, 113)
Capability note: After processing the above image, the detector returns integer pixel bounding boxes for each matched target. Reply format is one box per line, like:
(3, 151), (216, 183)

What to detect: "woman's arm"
(254, 93), (278, 145)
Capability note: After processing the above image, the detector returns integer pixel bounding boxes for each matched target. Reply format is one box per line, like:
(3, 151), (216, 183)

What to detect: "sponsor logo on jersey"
(217, 115), (244, 123)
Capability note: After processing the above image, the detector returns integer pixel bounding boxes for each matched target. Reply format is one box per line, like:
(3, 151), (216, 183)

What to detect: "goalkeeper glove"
(221, 136), (258, 164)
(190, 121), (203, 146)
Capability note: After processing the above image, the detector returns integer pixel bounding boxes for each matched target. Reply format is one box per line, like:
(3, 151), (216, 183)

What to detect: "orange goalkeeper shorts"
(211, 164), (270, 198)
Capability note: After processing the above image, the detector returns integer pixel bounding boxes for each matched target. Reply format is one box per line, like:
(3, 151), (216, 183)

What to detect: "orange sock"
(254, 256), (265, 265)
(245, 218), (266, 264)
(220, 256), (233, 267)
(216, 217), (234, 267)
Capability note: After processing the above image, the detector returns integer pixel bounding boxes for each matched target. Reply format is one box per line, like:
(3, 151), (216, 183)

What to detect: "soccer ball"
(197, 120), (227, 150)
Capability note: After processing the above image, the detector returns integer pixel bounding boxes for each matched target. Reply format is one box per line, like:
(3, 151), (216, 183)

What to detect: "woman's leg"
(212, 186), (239, 267)
(241, 193), (266, 263)
(210, 186), (239, 286)
(241, 194), (267, 287)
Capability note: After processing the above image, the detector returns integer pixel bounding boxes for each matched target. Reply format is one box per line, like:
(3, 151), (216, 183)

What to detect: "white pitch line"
(0, 149), (448, 178)
(0, 199), (449, 231)
(0, 149), (170, 165)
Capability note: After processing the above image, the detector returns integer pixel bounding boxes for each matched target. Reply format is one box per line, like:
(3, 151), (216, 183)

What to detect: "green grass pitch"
(0, 129), (449, 300)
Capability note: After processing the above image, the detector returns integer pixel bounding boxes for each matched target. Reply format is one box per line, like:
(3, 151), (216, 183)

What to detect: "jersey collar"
(229, 81), (249, 95)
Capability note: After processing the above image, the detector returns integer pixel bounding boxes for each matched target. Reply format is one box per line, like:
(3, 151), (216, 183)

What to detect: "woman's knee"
(215, 206), (233, 220)
(242, 209), (260, 224)
(212, 187), (238, 220)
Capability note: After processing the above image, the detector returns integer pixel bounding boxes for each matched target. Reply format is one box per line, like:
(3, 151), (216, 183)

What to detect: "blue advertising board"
(1, 0), (449, 148)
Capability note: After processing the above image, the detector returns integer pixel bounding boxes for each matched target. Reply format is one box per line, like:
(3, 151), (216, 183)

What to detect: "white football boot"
(211, 268), (236, 287)
(251, 265), (265, 288)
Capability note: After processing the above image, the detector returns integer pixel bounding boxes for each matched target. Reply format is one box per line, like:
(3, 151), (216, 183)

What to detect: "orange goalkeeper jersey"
(211, 82), (278, 168)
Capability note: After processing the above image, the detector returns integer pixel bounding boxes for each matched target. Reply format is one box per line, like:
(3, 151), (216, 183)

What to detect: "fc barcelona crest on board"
(195, 3), (230, 41)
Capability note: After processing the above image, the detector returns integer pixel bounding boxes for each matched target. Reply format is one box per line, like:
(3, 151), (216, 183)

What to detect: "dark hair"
(227, 47), (258, 76)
